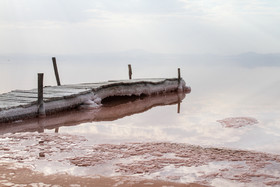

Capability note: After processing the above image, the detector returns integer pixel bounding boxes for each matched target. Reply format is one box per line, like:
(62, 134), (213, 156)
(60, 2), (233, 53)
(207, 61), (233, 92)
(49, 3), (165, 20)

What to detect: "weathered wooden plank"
(11, 89), (37, 93)
(9, 87), (92, 100)
(0, 101), (33, 109)
(43, 87), (92, 100)
(0, 97), (36, 103)
(59, 84), (102, 90)
(44, 85), (90, 92)
(0, 95), (37, 102)
(12, 87), (90, 94)
(0, 84), (93, 111)
(3, 92), (63, 101)
(2, 92), (38, 98)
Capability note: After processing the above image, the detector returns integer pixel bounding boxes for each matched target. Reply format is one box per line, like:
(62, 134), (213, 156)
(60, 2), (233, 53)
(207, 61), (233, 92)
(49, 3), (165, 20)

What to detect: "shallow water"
(1, 60), (280, 153)
(1, 57), (280, 185)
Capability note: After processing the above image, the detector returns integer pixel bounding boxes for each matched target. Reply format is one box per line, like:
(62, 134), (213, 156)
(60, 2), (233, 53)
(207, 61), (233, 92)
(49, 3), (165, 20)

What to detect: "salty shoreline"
(0, 162), (205, 187)
(1, 132), (280, 186)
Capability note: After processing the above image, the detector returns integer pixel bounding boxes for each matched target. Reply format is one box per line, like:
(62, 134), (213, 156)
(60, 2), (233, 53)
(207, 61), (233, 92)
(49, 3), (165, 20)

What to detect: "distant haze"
(1, 0), (280, 55)
(1, 52), (280, 68)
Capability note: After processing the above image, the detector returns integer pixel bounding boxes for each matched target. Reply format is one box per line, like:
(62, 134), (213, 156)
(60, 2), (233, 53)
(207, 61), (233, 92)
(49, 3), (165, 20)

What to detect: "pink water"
(1, 60), (280, 186)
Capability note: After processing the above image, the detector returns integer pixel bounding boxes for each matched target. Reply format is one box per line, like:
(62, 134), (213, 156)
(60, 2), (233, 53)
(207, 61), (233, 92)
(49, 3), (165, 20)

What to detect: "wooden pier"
(0, 92), (186, 134)
(0, 78), (190, 123)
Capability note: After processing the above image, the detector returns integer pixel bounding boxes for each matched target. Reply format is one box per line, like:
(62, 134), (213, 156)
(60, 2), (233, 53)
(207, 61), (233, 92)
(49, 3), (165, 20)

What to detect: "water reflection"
(1, 59), (280, 186)
(0, 92), (186, 134)
(1, 60), (280, 155)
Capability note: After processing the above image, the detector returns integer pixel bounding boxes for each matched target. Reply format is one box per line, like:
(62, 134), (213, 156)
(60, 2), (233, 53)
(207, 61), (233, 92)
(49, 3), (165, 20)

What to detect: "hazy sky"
(1, 0), (280, 55)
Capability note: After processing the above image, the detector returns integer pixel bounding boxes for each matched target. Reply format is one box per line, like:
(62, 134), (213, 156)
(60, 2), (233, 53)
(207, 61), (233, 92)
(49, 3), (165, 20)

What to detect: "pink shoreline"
(1, 133), (280, 186)
(217, 117), (258, 128)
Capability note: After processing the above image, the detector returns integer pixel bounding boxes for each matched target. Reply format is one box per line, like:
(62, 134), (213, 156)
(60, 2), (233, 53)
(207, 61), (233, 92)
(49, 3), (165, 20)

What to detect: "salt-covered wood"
(0, 78), (190, 122)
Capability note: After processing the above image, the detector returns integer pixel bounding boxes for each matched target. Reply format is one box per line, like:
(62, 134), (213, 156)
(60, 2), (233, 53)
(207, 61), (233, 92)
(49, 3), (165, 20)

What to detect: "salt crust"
(1, 132), (280, 186)
(217, 117), (258, 128)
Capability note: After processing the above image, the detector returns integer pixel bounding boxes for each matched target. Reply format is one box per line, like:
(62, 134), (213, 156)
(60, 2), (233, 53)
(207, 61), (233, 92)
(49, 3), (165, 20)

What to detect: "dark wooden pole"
(128, 64), (132, 80)
(177, 101), (181, 114)
(178, 68), (181, 84)
(52, 57), (61, 86)
(52, 57), (60, 133)
(38, 73), (46, 117)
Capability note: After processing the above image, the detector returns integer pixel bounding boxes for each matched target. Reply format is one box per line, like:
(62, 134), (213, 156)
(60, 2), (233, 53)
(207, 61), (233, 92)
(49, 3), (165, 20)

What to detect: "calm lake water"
(1, 57), (280, 155)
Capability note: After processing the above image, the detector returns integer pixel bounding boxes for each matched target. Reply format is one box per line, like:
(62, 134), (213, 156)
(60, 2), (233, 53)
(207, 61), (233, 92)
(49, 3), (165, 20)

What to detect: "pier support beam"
(177, 68), (183, 92)
(178, 68), (181, 84)
(177, 101), (181, 114)
(38, 73), (46, 117)
(52, 57), (61, 86)
(128, 64), (132, 80)
(52, 57), (60, 132)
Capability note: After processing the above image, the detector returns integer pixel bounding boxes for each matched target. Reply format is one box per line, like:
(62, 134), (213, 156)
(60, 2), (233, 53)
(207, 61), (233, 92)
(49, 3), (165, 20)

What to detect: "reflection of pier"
(0, 92), (186, 134)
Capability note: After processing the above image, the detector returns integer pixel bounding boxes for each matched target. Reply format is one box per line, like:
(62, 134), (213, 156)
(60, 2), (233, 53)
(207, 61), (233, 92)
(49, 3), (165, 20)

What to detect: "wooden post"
(38, 73), (46, 117)
(52, 57), (61, 86)
(177, 101), (181, 114)
(177, 68), (183, 92)
(52, 57), (60, 132)
(178, 68), (181, 84)
(128, 64), (132, 80)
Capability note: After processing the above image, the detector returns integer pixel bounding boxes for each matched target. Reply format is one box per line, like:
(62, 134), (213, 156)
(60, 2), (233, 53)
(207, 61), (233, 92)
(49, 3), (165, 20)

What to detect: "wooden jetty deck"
(0, 78), (189, 123)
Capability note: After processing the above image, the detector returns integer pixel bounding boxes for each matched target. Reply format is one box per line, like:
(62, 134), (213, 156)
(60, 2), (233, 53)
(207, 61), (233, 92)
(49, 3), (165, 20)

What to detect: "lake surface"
(1, 58), (279, 154)
(1, 56), (280, 186)
(59, 64), (280, 154)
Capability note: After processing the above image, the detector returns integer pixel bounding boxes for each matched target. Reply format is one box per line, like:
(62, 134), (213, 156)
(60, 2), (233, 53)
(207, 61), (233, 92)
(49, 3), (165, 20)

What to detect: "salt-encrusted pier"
(0, 92), (186, 134)
(0, 78), (190, 123)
